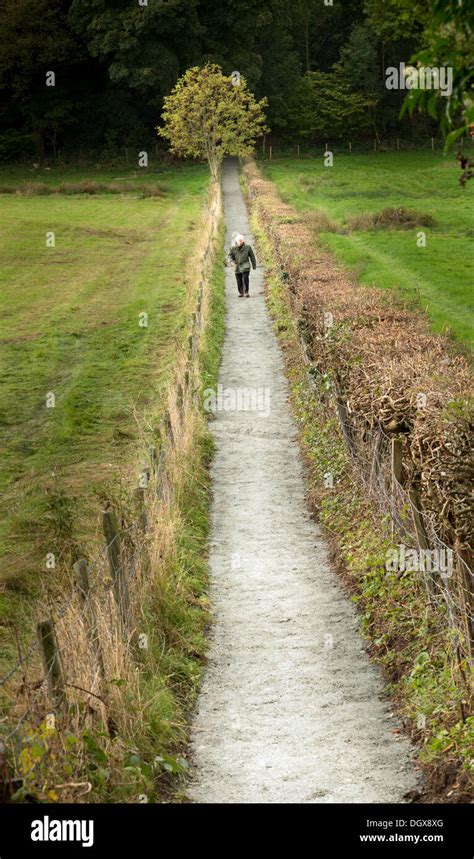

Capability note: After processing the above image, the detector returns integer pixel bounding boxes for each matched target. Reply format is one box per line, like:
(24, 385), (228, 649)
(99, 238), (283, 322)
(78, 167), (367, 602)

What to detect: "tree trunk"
(208, 156), (221, 183)
(31, 113), (45, 163)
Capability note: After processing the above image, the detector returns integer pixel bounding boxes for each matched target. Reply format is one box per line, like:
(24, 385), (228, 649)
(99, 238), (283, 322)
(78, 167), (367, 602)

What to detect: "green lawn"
(261, 151), (474, 347)
(0, 164), (209, 599)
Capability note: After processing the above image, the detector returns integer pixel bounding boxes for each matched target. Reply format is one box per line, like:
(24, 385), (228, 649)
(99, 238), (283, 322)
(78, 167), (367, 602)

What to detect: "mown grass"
(1, 165), (226, 803)
(261, 151), (474, 347)
(0, 164), (210, 655)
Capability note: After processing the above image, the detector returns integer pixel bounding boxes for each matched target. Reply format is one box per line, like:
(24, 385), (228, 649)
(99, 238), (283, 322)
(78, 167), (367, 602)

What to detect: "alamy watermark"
(31, 817), (94, 847)
(385, 63), (453, 98)
(203, 384), (271, 418)
(385, 544), (453, 578)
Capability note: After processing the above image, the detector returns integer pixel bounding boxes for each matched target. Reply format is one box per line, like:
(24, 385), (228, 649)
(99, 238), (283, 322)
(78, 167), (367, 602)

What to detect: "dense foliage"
(158, 64), (268, 178)
(0, 0), (470, 160)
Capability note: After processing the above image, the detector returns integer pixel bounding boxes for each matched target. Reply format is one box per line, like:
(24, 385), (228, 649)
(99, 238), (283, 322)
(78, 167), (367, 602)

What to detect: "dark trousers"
(236, 271), (250, 295)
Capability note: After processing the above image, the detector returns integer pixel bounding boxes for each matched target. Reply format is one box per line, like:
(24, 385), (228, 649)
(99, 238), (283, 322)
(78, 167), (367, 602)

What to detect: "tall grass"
(0, 180), (169, 196)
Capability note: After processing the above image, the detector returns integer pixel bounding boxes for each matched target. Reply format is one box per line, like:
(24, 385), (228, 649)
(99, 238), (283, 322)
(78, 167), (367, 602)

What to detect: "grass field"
(261, 151), (473, 347)
(0, 163), (210, 609)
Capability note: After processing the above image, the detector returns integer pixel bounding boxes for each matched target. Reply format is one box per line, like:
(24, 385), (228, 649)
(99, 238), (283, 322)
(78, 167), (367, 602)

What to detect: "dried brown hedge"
(244, 161), (473, 556)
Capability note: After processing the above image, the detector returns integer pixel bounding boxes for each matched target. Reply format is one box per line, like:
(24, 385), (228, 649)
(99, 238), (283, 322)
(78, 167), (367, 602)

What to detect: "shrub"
(347, 207), (437, 231)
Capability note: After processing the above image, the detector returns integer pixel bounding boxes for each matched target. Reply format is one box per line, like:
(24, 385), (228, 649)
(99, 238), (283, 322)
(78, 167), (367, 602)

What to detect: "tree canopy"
(0, 0), (470, 160)
(158, 64), (268, 178)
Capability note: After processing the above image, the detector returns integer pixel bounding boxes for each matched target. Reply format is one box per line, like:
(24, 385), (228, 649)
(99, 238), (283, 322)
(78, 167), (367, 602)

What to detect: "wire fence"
(299, 333), (473, 666)
(257, 136), (474, 159)
(0, 183), (221, 759)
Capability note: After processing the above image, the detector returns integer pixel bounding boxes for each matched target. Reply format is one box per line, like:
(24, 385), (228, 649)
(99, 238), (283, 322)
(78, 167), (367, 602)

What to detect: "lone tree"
(158, 64), (269, 180)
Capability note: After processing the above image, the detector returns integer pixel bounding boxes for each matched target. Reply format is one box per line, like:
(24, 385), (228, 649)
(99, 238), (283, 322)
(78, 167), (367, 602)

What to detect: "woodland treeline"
(0, 0), (467, 160)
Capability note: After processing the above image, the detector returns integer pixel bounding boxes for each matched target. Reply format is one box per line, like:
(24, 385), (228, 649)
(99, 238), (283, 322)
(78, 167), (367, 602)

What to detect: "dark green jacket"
(229, 242), (257, 273)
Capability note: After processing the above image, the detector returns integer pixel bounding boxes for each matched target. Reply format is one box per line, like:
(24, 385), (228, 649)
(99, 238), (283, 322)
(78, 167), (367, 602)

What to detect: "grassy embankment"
(0, 164), (225, 801)
(261, 151), (473, 348)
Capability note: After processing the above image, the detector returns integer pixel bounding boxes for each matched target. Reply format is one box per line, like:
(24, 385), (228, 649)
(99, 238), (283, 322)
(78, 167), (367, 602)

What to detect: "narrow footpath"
(188, 158), (418, 803)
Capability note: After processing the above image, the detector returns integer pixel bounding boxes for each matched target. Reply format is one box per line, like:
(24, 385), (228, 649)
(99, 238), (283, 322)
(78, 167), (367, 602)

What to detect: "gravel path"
(188, 158), (418, 803)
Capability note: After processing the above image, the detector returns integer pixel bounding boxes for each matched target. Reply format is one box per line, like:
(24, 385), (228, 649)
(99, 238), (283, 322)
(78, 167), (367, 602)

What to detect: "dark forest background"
(0, 0), (440, 161)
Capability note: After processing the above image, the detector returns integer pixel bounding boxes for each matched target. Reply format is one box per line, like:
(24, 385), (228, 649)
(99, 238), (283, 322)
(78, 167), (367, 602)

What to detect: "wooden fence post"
(73, 559), (106, 681)
(74, 558), (89, 600)
(164, 410), (174, 447)
(408, 489), (436, 604)
(369, 430), (383, 490)
(454, 540), (473, 662)
(148, 446), (157, 473)
(408, 490), (429, 550)
(133, 488), (151, 578)
(102, 509), (129, 632)
(155, 446), (167, 500)
(391, 438), (403, 490)
(134, 487), (148, 533)
(391, 437), (403, 540)
(269, 145), (272, 160)
(176, 383), (184, 421)
(335, 400), (354, 457)
(37, 620), (66, 710)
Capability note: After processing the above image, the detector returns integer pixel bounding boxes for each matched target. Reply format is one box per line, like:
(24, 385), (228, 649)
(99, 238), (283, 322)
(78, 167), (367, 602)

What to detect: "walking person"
(228, 233), (257, 297)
